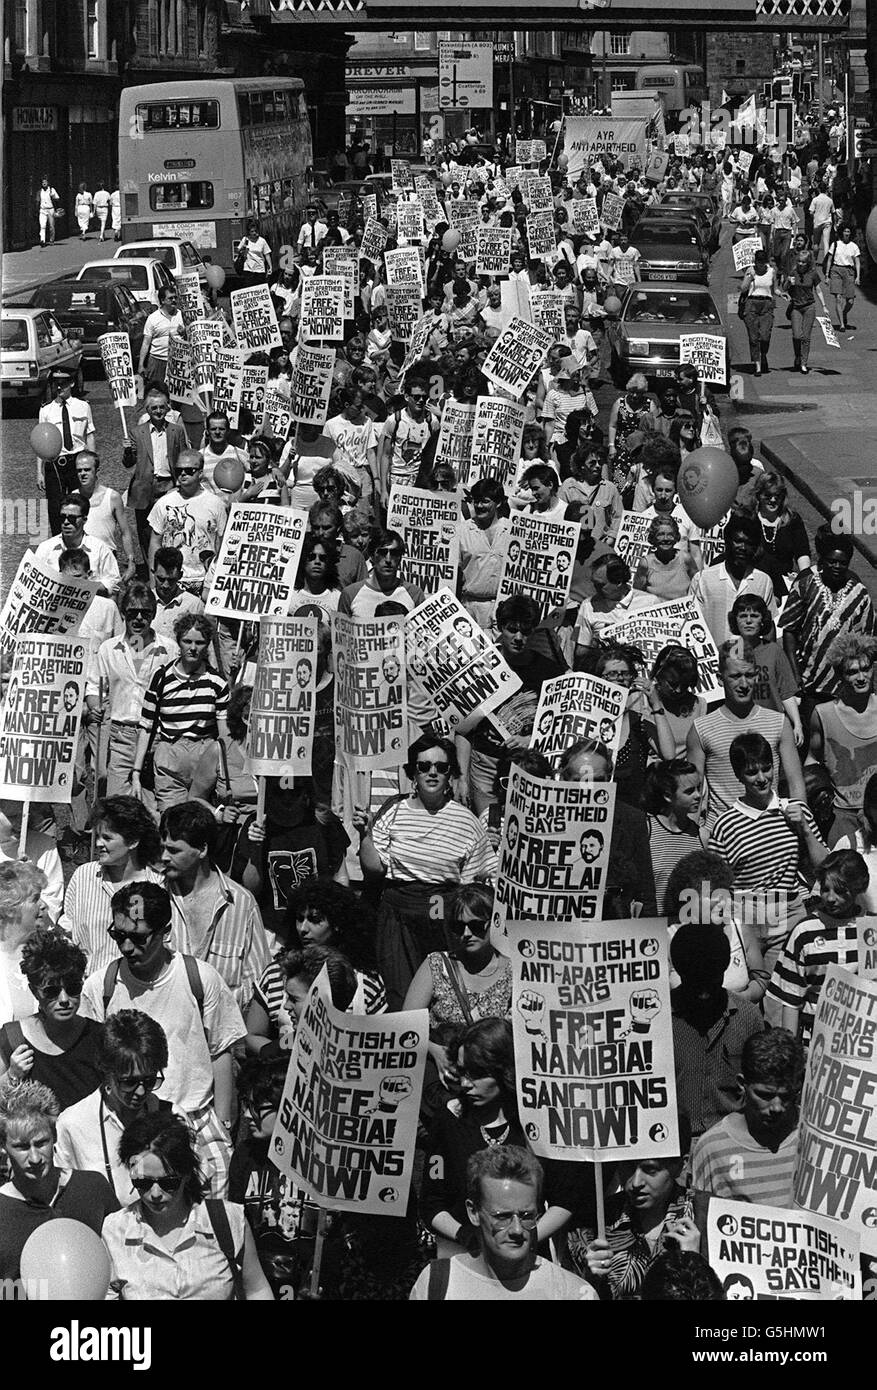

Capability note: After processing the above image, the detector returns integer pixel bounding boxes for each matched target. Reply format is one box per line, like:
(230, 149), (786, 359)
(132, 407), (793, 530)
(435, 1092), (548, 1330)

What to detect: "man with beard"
(669, 924), (764, 1141)
(690, 1029), (804, 1209)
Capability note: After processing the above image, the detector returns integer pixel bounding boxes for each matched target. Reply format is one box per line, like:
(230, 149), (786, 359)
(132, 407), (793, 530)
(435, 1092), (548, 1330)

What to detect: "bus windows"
(137, 101), (219, 132)
(149, 182), (214, 212)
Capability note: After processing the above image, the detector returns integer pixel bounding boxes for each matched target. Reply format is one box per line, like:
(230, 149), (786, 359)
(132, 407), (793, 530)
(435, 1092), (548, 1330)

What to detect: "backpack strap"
(427, 1258), (452, 1301)
(102, 958), (122, 1014)
(205, 1199), (245, 1301)
(181, 954), (205, 1021)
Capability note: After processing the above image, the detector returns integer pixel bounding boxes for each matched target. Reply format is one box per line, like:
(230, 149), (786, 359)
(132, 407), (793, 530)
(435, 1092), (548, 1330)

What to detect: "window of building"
(414, 32), (431, 51)
(610, 32), (631, 57)
(612, 74), (634, 92)
(736, 59), (746, 74)
(86, 0), (100, 59)
(392, 32), (408, 44)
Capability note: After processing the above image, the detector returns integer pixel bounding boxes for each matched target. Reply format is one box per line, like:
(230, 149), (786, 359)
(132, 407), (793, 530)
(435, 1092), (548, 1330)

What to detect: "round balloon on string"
(865, 207), (877, 264)
(212, 457), (245, 492)
(677, 446), (739, 528)
(205, 263), (225, 291)
(30, 422), (64, 461)
(20, 1219), (111, 1300)
(442, 230), (461, 253)
(603, 295), (623, 317)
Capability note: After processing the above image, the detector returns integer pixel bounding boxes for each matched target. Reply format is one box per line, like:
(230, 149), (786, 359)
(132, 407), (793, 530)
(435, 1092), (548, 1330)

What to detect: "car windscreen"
(32, 286), (107, 311)
(81, 265), (148, 288)
(626, 291), (720, 324)
(634, 224), (701, 245)
(1, 319), (29, 351)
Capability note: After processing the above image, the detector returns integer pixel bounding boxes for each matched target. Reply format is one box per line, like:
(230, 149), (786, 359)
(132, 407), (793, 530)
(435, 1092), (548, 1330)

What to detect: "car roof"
(2, 305), (55, 318)
(624, 282), (717, 296)
(80, 257), (166, 271)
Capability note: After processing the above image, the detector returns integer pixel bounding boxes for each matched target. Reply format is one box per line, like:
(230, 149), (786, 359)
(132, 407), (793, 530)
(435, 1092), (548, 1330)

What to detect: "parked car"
(631, 215), (710, 285)
(607, 282), (728, 388)
(114, 237), (208, 284)
(75, 257), (176, 308)
(27, 279), (149, 362)
(1, 307), (84, 403)
(659, 191), (722, 252)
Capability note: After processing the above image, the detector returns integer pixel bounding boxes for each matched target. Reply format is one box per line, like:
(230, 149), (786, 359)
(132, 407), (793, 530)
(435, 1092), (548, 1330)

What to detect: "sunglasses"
(130, 1174), (184, 1196)
(416, 760), (450, 774)
(115, 1071), (164, 1093)
(450, 917), (490, 937)
(38, 975), (83, 1000)
(375, 547), (403, 559)
(126, 608), (153, 618)
(60, 515), (82, 524)
(107, 925), (161, 945)
(175, 467), (200, 476)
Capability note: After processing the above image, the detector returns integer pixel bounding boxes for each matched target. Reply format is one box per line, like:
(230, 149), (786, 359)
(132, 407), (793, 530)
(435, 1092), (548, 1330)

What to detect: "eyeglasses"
(416, 760), (449, 774)
(130, 1174), (184, 1196)
(37, 974), (83, 1000)
(114, 1071), (164, 1093)
(450, 917), (490, 937)
(374, 547), (403, 559)
(407, 394), (427, 404)
(480, 1208), (539, 1230)
(107, 925), (160, 945)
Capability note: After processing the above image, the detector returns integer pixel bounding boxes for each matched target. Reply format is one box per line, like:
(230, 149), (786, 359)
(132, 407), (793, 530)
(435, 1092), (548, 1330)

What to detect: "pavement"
(2, 232), (120, 298)
(713, 225), (877, 580)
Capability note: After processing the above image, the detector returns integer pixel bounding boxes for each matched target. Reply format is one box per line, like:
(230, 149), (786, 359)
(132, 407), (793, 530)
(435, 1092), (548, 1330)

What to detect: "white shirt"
(142, 308), (184, 363)
(33, 534), (120, 594)
(153, 590), (205, 642)
(102, 1199), (247, 1300)
(88, 632), (179, 719)
(39, 396), (95, 455)
(39, 186), (59, 212)
(55, 1091), (189, 1206)
(297, 220), (328, 249)
(147, 488), (227, 584)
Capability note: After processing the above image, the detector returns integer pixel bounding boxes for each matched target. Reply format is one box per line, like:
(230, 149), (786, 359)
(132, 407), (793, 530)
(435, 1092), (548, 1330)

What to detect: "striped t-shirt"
(767, 911), (861, 1042)
(693, 705), (785, 830)
(708, 797), (821, 895)
(690, 1112), (798, 1208)
(371, 795), (497, 884)
(254, 959), (388, 1022)
(139, 663), (229, 742)
(648, 816), (703, 914)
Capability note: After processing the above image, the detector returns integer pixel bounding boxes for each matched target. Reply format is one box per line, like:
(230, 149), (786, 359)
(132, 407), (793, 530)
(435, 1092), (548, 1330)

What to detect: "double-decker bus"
(118, 78), (313, 274)
(635, 65), (708, 123)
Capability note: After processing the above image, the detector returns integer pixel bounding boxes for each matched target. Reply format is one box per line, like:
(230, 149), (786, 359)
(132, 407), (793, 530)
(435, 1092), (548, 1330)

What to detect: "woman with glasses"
(55, 1011), (185, 1204)
(285, 534), (343, 619)
(102, 1111), (273, 1300)
(0, 1077), (118, 1284)
(60, 796), (163, 975)
(355, 735), (497, 1010)
(338, 528), (425, 619)
(0, 931), (100, 1111)
(0, 861), (50, 1028)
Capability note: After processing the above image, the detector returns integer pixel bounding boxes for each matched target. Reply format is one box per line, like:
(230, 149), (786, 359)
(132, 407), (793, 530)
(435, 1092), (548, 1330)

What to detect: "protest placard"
(0, 633), (86, 803)
(98, 332), (137, 408)
(406, 587), (522, 732)
(289, 345), (335, 427)
(332, 613), (408, 769)
(508, 917), (677, 1161)
(732, 236), (761, 273)
(569, 198), (601, 238)
(299, 276), (346, 342)
(515, 139), (546, 165)
(174, 271), (204, 326)
(529, 290), (566, 342)
(463, 396), (526, 490)
(526, 210), (558, 261)
(230, 282), (282, 353)
(529, 672), (627, 769)
(239, 363), (269, 433)
(262, 387), (294, 443)
(494, 770), (615, 932)
(672, 132), (691, 157)
(386, 285), (423, 344)
(817, 317), (841, 349)
(527, 176), (554, 213)
(859, 918), (877, 980)
(391, 159), (413, 193)
(482, 316), (554, 400)
(247, 615), (318, 777)
(679, 333), (727, 386)
(564, 117), (648, 176)
(600, 193), (626, 232)
(615, 510), (656, 575)
(210, 347), (243, 430)
(361, 192), (378, 223)
(456, 218), (479, 264)
(707, 1198), (861, 1301)
(205, 504), (307, 620)
(434, 400), (476, 473)
(736, 150), (753, 174)
(384, 247), (425, 296)
(360, 217), (388, 265)
(165, 336), (193, 407)
(270, 968), (427, 1216)
(496, 512), (579, 620)
(0, 554), (97, 662)
(400, 314), (436, 374)
(504, 165), (523, 191)
(387, 486), (459, 595)
(601, 595), (721, 700)
(476, 226), (512, 278)
(794, 965), (877, 1257)
(419, 187), (444, 230)
(322, 245), (359, 319)
(189, 319), (223, 400)
(396, 198), (425, 246)
(447, 199), (480, 229)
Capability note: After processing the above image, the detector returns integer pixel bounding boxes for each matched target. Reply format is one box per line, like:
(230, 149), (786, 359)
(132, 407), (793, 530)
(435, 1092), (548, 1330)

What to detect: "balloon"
(20, 1219), (110, 1300)
(440, 172), (453, 187)
(866, 207), (877, 263)
(677, 446), (739, 529)
(205, 263), (226, 291)
(30, 422), (63, 460)
(603, 295), (623, 317)
(558, 153), (569, 171)
(213, 457), (245, 492)
(442, 230), (461, 252)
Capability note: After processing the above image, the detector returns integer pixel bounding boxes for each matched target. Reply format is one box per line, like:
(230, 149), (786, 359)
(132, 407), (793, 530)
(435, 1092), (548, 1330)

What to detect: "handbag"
(234, 240), (247, 276)
(737, 289), (749, 320)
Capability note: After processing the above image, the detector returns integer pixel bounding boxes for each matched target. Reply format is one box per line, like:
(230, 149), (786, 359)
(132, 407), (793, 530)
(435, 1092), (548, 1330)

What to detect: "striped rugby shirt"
(690, 1112), (798, 1209)
(371, 794), (497, 883)
(707, 795), (822, 897)
(767, 910), (862, 1043)
(692, 704), (785, 830)
(139, 662), (229, 742)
